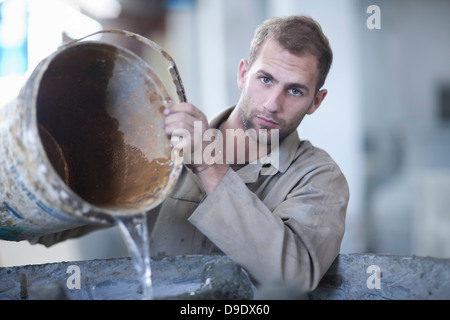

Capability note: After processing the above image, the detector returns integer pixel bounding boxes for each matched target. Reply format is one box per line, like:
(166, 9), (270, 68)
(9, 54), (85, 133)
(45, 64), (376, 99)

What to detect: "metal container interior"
(35, 41), (182, 216)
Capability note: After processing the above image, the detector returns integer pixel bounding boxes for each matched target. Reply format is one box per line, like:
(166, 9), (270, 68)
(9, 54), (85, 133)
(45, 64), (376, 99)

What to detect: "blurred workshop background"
(1, 0), (450, 267)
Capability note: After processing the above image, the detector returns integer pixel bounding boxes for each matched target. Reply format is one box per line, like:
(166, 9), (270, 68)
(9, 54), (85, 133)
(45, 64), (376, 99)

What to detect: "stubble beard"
(238, 95), (301, 146)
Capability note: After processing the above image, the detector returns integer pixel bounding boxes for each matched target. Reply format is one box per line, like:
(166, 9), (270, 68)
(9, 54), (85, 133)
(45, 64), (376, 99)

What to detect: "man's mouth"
(257, 116), (279, 128)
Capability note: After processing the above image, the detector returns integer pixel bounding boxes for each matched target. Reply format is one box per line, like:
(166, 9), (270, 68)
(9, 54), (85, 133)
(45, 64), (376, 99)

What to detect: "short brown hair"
(248, 16), (333, 92)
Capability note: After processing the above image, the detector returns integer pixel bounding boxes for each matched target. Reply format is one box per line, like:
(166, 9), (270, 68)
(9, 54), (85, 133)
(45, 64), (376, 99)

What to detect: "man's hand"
(163, 103), (229, 193)
(164, 103), (211, 169)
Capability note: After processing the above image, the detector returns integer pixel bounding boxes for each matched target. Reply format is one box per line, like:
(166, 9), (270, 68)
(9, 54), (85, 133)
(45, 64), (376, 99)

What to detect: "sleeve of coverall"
(188, 165), (349, 292)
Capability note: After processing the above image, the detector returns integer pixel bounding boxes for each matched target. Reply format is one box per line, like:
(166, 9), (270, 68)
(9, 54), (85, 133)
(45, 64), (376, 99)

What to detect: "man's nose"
(264, 87), (284, 113)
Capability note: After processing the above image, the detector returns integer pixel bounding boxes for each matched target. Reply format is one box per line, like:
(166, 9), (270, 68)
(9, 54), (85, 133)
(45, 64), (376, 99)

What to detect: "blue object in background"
(0, 0), (28, 76)
(164, 0), (195, 11)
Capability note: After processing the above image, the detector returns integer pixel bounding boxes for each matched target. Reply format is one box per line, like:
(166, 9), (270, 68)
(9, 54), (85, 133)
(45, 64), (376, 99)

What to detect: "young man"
(153, 15), (349, 292)
(35, 16), (349, 293)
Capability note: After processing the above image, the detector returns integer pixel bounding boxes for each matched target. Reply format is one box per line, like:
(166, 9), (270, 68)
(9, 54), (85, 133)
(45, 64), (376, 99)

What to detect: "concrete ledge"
(0, 254), (449, 300)
(311, 253), (450, 300)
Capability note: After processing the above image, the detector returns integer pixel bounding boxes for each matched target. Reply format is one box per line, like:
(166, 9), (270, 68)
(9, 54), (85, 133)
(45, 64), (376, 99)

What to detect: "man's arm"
(189, 163), (349, 292)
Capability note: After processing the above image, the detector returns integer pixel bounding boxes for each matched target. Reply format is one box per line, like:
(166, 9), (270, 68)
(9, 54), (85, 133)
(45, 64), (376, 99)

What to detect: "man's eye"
(289, 88), (302, 96)
(261, 77), (271, 85)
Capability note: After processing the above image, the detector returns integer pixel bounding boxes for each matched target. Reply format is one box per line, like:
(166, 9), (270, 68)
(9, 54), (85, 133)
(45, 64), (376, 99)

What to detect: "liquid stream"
(116, 213), (153, 300)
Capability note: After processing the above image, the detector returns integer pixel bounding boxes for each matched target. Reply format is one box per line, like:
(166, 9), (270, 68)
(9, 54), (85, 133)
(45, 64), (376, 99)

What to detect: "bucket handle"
(60, 29), (187, 104)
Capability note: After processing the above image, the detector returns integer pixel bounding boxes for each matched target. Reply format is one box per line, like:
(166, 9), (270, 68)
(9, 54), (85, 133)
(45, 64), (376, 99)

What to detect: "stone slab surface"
(1, 254), (449, 300)
(311, 254), (450, 300)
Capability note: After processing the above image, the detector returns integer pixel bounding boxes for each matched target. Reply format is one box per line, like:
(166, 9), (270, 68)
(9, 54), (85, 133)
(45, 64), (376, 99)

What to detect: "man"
(151, 15), (349, 292)
(36, 15), (349, 293)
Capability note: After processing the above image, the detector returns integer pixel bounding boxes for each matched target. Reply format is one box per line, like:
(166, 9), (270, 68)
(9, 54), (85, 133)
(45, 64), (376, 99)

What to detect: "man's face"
(237, 40), (327, 144)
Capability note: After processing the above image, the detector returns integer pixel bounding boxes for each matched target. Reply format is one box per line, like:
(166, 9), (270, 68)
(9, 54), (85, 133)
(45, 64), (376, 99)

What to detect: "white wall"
(362, 0), (450, 256)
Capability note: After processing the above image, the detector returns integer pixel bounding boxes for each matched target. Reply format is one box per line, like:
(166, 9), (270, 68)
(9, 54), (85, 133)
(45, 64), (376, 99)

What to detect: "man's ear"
(237, 59), (249, 90)
(307, 89), (328, 115)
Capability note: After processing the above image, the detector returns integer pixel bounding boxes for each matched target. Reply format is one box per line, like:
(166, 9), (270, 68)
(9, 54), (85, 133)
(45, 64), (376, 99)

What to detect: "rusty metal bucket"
(0, 30), (184, 241)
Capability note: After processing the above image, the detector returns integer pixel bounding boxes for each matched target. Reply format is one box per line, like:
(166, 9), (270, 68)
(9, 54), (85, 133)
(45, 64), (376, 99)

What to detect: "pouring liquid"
(116, 214), (153, 300)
